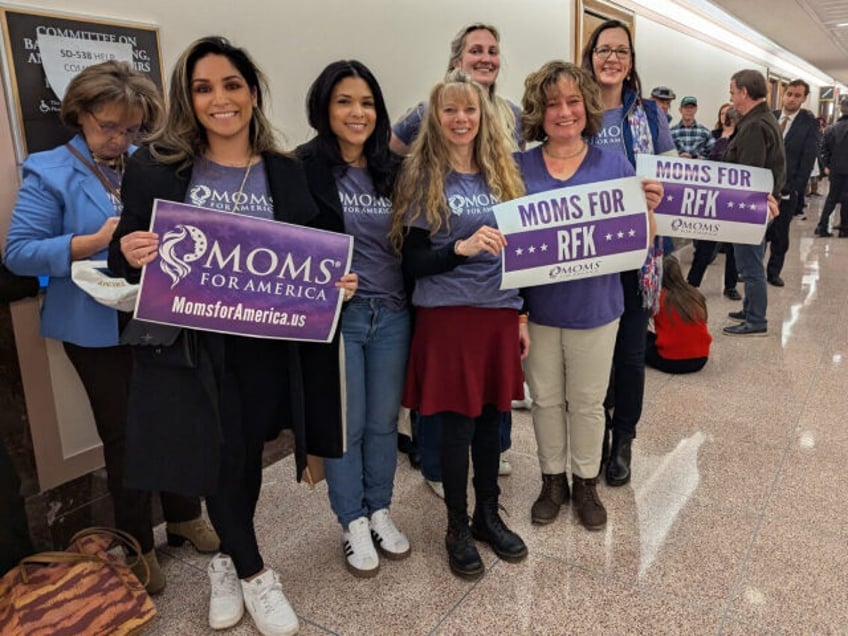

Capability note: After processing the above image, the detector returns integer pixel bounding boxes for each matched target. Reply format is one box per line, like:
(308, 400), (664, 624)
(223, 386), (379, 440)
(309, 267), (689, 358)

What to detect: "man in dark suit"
(766, 79), (820, 286)
(815, 96), (848, 237)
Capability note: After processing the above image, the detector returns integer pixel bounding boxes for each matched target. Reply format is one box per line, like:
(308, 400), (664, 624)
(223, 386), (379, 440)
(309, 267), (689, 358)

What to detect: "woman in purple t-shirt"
(517, 61), (662, 531)
(390, 70), (528, 581)
(390, 23), (522, 156)
(298, 60), (411, 579)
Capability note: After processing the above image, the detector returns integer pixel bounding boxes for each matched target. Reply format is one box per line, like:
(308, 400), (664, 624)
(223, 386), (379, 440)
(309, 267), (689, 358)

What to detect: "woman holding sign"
(5, 60), (217, 595)
(297, 61), (411, 578)
(581, 20), (676, 488)
(390, 70), (528, 580)
(517, 61), (662, 530)
(109, 37), (351, 635)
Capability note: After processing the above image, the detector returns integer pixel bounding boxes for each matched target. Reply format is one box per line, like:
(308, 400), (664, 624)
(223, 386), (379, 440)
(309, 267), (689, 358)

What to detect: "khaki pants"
(525, 319), (619, 478)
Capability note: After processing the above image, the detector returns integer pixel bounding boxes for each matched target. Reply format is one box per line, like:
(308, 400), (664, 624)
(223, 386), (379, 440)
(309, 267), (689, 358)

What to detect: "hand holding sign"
(456, 225), (507, 257)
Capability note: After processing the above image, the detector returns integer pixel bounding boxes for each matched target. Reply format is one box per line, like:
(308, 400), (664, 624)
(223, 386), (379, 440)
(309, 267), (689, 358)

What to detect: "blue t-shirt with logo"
(186, 159), (273, 219)
(407, 171), (521, 310)
(516, 145), (630, 329)
(335, 166), (405, 310)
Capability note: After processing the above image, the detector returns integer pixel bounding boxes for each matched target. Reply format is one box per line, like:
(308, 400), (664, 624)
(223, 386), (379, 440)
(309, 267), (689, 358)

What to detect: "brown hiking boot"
(572, 475), (607, 531)
(530, 473), (569, 525)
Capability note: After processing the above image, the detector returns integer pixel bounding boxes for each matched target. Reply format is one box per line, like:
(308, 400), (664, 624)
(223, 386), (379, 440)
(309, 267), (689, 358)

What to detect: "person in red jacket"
(646, 255), (711, 374)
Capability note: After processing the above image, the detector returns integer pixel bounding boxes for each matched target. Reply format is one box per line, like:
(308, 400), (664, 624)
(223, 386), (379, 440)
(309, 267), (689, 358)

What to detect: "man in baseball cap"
(671, 96), (713, 158)
(651, 86), (676, 121)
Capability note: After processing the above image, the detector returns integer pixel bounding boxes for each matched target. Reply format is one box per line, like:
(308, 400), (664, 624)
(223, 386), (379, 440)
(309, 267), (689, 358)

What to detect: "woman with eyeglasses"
(581, 20), (676, 489)
(5, 61), (219, 595)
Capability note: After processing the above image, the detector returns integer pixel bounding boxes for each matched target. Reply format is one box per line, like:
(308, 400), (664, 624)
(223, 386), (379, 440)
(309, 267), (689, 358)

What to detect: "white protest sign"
(636, 154), (773, 245)
(493, 176), (649, 289)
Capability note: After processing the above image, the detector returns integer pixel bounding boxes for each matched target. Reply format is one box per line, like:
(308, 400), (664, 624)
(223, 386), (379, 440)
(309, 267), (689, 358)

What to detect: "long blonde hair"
(390, 70), (524, 251)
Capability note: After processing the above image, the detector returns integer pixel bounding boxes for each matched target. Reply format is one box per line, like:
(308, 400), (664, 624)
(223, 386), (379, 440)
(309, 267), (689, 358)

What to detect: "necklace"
(542, 141), (586, 160)
(230, 160), (253, 215)
(204, 153), (255, 214)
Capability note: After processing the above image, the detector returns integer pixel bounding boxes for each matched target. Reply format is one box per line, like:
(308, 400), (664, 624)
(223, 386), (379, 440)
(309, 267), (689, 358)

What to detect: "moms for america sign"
(135, 201), (352, 343)
(493, 176), (649, 288)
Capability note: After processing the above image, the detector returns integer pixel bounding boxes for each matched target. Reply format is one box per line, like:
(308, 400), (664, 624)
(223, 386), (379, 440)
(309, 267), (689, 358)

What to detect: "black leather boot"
(445, 511), (484, 580)
(471, 499), (528, 562)
(605, 432), (634, 487)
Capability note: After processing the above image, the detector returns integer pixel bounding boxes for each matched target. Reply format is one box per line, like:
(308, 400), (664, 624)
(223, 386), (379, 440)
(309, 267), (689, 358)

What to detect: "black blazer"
(773, 109), (820, 195)
(108, 148), (344, 494)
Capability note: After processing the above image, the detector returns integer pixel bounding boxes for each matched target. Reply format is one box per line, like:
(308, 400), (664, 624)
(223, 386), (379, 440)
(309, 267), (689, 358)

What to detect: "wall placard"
(0, 7), (163, 160)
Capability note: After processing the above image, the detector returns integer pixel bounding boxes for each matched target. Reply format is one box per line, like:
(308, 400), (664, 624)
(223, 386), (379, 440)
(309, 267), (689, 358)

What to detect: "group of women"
(6, 18), (666, 636)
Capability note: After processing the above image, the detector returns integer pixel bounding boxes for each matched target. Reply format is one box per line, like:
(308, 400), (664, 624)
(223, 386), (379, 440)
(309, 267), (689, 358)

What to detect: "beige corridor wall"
(0, 0), (575, 147)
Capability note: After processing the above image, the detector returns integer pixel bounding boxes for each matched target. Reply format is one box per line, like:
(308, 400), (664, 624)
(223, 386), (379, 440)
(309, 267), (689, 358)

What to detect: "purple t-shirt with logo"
(516, 145), (632, 329)
(593, 106), (676, 156)
(335, 166), (405, 310)
(186, 159), (273, 219)
(407, 171), (522, 310)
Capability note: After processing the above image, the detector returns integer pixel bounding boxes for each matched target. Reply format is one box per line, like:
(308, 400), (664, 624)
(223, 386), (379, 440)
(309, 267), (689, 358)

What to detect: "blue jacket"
(5, 134), (130, 347)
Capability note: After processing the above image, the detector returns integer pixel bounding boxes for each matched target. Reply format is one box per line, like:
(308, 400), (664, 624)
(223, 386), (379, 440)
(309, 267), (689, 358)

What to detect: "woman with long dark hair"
(108, 37), (351, 635)
(581, 19), (676, 487)
(298, 60), (410, 578)
(647, 255), (711, 374)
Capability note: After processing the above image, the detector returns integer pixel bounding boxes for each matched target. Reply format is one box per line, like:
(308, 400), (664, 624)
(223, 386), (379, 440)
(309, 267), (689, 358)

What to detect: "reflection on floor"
(147, 196), (848, 635)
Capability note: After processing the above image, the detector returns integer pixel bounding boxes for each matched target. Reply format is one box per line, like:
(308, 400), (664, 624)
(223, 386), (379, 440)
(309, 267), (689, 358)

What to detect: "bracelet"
(518, 314), (528, 324)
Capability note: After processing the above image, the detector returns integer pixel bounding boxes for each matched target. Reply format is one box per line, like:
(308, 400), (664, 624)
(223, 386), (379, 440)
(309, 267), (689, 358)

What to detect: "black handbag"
(120, 319), (198, 368)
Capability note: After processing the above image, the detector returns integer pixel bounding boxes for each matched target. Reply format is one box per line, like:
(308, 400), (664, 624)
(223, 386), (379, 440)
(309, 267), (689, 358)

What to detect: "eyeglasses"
(87, 111), (142, 141)
(593, 46), (631, 60)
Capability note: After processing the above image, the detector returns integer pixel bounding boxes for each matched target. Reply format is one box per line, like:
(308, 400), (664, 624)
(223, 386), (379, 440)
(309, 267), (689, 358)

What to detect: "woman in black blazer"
(297, 61), (410, 579)
(109, 37), (352, 636)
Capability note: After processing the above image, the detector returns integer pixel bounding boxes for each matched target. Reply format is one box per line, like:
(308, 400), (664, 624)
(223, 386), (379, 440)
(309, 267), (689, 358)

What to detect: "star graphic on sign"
(727, 201), (735, 208)
(739, 202), (746, 210)
(606, 233), (613, 241)
(666, 195), (674, 202)
(628, 229), (636, 237)
(540, 243), (548, 252)
(617, 231), (624, 239)
(748, 203), (757, 211)
(528, 245), (536, 254)
(515, 247), (523, 256)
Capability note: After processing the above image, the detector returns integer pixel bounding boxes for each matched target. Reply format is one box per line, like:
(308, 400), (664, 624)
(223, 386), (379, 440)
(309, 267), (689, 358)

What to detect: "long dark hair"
(580, 19), (642, 99)
(662, 255), (707, 324)
(149, 36), (277, 169)
(306, 60), (395, 198)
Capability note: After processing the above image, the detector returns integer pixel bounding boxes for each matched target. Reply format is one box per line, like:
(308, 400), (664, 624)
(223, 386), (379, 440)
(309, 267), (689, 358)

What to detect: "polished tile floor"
(147, 194), (848, 635)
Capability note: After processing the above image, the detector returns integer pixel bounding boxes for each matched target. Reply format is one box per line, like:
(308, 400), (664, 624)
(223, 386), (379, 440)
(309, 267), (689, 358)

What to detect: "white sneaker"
(499, 454), (513, 476)
(369, 509), (411, 560)
(342, 517), (379, 577)
(240, 569), (299, 636)
(511, 382), (533, 410)
(426, 479), (444, 499)
(207, 554), (244, 630)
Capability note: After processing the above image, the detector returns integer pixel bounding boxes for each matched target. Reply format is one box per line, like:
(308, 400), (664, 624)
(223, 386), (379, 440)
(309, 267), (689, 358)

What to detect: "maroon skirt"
(402, 306), (524, 418)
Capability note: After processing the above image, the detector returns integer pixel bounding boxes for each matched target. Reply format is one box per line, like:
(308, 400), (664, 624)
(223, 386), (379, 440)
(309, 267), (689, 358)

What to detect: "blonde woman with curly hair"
(390, 70), (528, 581)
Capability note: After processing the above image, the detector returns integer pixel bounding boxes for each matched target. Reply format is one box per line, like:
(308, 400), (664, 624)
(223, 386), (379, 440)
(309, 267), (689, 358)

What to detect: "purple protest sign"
(134, 200), (352, 343)
(636, 155), (773, 244)
(493, 176), (649, 288)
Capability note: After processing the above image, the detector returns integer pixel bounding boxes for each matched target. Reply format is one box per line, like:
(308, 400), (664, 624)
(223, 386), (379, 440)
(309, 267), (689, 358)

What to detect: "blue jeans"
(324, 299), (410, 527)
(414, 412), (512, 482)
(733, 239), (768, 329)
